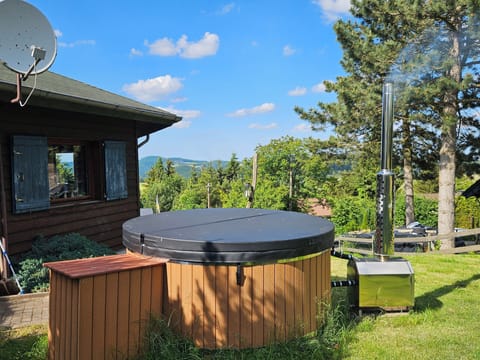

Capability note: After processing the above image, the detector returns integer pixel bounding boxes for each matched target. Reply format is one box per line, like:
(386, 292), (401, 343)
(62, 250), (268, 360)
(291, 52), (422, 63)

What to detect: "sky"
(24, 0), (351, 161)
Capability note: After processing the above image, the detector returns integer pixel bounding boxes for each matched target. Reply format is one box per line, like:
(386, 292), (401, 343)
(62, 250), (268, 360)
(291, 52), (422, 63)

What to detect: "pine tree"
(297, 0), (480, 248)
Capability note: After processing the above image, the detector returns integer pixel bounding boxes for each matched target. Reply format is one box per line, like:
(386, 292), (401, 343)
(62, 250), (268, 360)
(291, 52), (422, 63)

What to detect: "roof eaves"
(0, 68), (182, 125)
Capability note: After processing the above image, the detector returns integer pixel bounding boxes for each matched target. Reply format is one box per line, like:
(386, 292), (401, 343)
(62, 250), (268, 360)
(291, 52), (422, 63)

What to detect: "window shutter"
(11, 135), (50, 214)
(104, 141), (128, 201)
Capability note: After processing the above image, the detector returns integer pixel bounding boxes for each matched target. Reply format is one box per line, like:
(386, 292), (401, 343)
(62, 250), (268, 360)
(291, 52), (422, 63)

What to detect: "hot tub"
(123, 208), (334, 349)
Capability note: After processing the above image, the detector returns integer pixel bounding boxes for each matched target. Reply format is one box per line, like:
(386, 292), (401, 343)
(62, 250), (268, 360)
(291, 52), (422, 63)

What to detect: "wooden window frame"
(11, 135), (128, 214)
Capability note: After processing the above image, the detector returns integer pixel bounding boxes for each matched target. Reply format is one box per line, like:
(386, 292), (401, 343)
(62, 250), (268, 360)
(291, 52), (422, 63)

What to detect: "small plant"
(24, 334), (48, 359)
(314, 297), (355, 359)
(135, 316), (202, 360)
(15, 233), (115, 293)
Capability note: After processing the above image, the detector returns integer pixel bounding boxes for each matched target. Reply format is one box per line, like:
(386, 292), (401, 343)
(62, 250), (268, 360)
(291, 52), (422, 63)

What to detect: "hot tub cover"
(123, 208), (334, 264)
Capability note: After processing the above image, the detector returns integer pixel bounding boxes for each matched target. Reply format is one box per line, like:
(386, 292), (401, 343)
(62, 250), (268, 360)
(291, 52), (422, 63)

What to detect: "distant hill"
(139, 156), (228, 179)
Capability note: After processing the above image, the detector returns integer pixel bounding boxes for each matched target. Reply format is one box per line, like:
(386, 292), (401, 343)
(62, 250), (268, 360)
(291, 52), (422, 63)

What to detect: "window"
(48, 142), (88, 201)
(11, 135), (128, 214)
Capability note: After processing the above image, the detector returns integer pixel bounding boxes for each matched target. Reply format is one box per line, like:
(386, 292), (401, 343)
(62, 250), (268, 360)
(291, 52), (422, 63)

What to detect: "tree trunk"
(403, 119), (415, 226)
(437, 29), (461, 250)
(438, 123), (456, 249)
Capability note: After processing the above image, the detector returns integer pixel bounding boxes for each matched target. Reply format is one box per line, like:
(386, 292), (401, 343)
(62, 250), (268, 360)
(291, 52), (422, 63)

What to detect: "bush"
(331, 196), (375, 234)
(395, 195), (438, 228)
(16, 233), (115, 293)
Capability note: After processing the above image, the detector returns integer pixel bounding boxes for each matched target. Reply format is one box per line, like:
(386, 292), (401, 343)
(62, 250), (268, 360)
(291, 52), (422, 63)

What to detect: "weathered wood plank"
(251, 265), (265, 347)
(116, 271), (130, 357)
(191, 264), (204, 346)
(128, 269), (142, 356)
(78, 277), (94, 360)
(105, 272), (119, 359)
(215, 265), (228, 348)
(263, 264), (275, 345)
(239, 266), (253, 348)
(92, 275), (107, 360)
(181, 264), (193, 338)
(227, 265), (241, 348)
(274, 262), (286, 342)
(202, 265), (216, 349)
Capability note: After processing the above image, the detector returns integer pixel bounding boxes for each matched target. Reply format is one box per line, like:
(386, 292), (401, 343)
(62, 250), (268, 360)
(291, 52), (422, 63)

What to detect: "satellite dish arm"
(23, 46), (46, 81)
(10, 74), (22, 104)
(11, 46), (45, 104)
(22, 57), (41, 81)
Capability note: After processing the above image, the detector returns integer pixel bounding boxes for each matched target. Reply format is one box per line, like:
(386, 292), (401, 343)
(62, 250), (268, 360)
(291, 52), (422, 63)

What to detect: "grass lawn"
(1, 253), (479, 359)
(335, 253), (480, 360)
(0, 324), (47, 360)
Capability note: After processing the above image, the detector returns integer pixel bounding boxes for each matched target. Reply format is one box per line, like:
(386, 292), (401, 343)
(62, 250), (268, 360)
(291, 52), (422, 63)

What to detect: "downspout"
(136, 134), (150, 216)
(137, 134), (150, 149)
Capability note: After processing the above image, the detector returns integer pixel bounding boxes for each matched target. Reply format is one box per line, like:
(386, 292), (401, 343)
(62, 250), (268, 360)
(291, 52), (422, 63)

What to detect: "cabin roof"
(0, 65), (181, 136)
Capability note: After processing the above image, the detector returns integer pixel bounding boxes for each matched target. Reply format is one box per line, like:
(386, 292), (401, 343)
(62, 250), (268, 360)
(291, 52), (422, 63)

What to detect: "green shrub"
(455, 195), (480, 228)
(16, 259), (49, 293)
(331, 196), (375, 234)
(395, 195), (438, 228)
(16, 233), (115, 293)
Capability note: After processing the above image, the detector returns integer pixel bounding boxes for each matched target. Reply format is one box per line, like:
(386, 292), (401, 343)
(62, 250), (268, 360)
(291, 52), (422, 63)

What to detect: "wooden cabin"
(0, 66), (180, 277)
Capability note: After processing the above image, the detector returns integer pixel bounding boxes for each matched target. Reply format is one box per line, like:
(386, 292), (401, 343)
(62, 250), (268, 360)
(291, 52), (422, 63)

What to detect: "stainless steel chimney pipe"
(374, 82), (395, 259)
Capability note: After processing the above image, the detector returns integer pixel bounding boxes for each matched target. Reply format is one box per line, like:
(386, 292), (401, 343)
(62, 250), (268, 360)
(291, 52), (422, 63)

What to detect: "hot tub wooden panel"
(165, 250), (331, 349)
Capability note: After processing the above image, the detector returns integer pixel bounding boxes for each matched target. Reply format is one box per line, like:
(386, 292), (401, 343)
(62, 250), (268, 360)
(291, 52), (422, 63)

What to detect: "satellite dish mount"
(24, 46), (47, 81)
(0, 0), (57, 106)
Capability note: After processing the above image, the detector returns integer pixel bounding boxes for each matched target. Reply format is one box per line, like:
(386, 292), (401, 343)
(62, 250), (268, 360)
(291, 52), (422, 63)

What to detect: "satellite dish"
(0, 0), (57, 77)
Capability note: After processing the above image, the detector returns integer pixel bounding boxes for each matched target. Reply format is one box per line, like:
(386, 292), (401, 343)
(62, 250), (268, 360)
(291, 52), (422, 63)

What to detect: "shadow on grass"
(414, 273), (480, 312)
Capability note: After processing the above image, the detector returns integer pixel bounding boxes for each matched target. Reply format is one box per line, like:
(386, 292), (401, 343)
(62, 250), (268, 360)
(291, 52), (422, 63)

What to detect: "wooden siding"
(46, 254), (167, 360)
(0, 104), (142, 255)
(165, 250), (332, 349)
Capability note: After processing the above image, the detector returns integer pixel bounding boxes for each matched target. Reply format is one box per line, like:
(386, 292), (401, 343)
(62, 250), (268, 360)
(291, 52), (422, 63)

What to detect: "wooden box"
(45, 254), (167, 360)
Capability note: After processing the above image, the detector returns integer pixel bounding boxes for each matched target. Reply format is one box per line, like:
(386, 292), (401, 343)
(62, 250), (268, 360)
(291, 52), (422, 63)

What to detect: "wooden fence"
(336, 228), (480, 255)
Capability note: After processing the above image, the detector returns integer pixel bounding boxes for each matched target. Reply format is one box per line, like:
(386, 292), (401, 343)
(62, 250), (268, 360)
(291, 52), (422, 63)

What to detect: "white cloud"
(145, 38), (177, 56)
(54, 29), (96, 48)
(157, 107), (198, 128)
(172, 120), (192, 128)
(283, 45), (296, 56)
(293, 123), (312, 132)
(217, 3), (235, 15)
(171, 97), (188, 103)
(312, 0), (351, 21)
(122, 75), (183, 102)
(312, 82), (327, 93)
(130, 48), (143, 56)
(145, 32), (220, 59)
(58, 39), (96, 48)
(169, 108), (201, 119)
(288, 86), (307, 96)
(249, 123), (278, 130)
(178, 32), (220, 59)
(226, 102), (275, 117)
